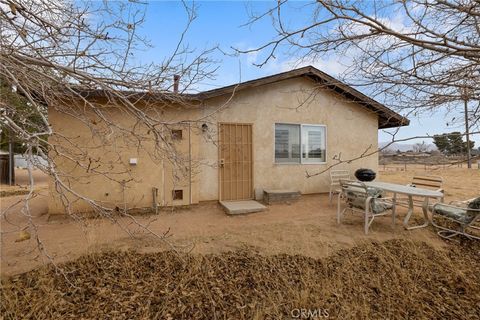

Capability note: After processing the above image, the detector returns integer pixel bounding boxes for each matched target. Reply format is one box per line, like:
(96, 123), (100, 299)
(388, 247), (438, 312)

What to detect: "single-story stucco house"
(47, 66), (408, 215)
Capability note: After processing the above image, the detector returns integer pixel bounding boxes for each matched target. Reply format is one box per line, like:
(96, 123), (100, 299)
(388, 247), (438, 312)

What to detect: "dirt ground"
(1, 167), (479, 277)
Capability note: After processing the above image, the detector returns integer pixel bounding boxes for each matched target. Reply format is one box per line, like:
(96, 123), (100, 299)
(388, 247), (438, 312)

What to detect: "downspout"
(163, 160), (166, 206)
(464, 93), (471, 168)
(152, 187), (158, 214)
(189, 123), (192, 205)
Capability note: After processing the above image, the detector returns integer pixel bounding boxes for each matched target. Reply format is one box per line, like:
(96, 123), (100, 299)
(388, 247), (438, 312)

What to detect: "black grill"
(354, 168), (376, 182)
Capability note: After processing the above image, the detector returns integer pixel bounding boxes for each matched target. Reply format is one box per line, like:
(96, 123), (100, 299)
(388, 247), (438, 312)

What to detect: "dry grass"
(0, 188), (31, 198)
(0, 169), (48, 198)
(379, 166), (479, 201)
(2, 239), (479, 319)
(0, 184), (47, 198)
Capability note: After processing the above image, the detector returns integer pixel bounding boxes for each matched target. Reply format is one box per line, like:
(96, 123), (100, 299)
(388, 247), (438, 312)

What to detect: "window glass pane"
(302, 125), (326, 163)
(275, 124), (300, 163)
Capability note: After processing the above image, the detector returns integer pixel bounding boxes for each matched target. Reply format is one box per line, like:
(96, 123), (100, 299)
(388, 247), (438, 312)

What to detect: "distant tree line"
(433, 132), (475, 156)
(412, 142), (430, 153)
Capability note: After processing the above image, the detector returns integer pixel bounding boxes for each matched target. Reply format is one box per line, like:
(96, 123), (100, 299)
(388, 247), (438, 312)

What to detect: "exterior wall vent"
(171, 129), (183, 140)
(172, 189), (183, 200)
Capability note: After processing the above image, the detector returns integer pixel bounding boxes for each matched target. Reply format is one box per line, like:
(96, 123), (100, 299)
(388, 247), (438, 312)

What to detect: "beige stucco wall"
(48, 76), (379, 214)
(48, 103), (199, 214)
(196, 77), (379, 201)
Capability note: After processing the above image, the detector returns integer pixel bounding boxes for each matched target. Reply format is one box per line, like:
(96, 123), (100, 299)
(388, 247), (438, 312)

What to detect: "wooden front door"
(219, 123), (253, 201)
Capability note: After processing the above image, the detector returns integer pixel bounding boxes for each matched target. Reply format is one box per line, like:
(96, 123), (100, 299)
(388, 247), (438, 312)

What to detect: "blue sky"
(132, 0), (479, 147)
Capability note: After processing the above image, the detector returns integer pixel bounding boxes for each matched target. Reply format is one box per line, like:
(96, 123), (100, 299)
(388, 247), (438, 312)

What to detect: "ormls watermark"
(290, 308), (329, 319)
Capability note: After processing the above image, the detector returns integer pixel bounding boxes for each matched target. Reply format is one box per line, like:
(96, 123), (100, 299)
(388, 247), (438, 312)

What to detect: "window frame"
(273, 123), (327, 165)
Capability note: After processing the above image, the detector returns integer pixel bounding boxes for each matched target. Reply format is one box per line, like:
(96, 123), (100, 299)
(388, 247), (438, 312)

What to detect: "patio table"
(363, 181), (444, 230)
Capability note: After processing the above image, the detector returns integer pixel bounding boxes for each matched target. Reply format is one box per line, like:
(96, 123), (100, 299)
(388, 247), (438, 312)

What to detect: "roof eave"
(58, 66), (409, 129)
(194, 66), (408, 129)
(379, 118), (410, 129)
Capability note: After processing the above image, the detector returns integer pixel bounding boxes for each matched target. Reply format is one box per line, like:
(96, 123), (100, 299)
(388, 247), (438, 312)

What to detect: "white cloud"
(245, 50), (259, 65)
(276, 55), (349, 76)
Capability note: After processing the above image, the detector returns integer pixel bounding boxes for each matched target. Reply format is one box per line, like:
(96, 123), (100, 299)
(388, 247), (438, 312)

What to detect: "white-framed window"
(274, 123), (326, 164)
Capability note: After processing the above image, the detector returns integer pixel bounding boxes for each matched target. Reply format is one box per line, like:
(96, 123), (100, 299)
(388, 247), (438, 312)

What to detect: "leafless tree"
(238, 0), (480, 174)
(0, 0), (219, 258)
(412, 142), (430, 153)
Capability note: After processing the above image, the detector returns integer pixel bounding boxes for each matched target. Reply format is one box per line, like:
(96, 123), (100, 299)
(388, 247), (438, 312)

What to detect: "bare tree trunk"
(464, 97), (472, 169)
(8, 128), (14, 185)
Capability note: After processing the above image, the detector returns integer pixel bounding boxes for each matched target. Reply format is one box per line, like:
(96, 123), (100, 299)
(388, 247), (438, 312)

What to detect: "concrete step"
(263, 189), (301, 204)
(220, 200), (267, 215)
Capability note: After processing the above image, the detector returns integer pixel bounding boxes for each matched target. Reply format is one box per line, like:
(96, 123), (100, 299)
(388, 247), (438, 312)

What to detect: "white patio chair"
(429, 197), (480, 240)
(337, 180), (394, 235)
(329, 170), (350, 205)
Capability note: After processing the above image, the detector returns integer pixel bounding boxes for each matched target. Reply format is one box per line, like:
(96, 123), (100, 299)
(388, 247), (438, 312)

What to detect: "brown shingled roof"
(194, 66), (409, 129)
(67, 66), (408, 129)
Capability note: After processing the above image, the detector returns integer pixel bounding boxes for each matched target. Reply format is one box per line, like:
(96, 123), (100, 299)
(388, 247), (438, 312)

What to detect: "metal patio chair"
(329, 170), (350, 205)
(396, 175), (444, 208)
(429, 197), (480, 240)
(337, 180), (394, 235)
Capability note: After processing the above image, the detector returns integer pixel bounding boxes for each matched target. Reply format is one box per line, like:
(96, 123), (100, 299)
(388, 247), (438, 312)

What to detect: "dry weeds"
(1, 239), (479, 319)
(0, 186), (47, 198)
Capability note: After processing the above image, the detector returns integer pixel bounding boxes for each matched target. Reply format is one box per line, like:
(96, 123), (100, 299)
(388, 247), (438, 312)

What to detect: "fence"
(13, 155), (48, 169)
(379, 155), (480, 172)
